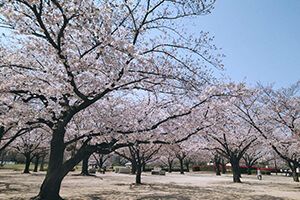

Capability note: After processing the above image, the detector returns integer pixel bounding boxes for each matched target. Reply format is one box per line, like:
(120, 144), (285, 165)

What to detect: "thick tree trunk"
(33, 149), (95, 200)
(131, 161), (137, 174)
(231, 158), (241, 183)
(32, 124), (116, 200)
(135, 163), (142, 184)
(32, 174), (64, 200)
(34, 156), (40, 172)
(32, 128), (66, 200)
(179, 158), (184, 174)
(23, 154), (31, 174)
(80, 156), (89, 176)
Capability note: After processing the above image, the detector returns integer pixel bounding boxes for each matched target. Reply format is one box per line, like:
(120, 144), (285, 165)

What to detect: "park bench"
(115, 166), (131, 174)
(151, 167), (166, 175)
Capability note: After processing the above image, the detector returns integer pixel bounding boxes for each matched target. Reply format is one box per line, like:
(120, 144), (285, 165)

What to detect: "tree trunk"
(231, 158), (241, 183)
(98, 156), (104, 169)
(168, 159), (173, 173)
(32, 128), (66, 200)
(135, 163), (142, 184)
(287, 161), (299, 182)
(34, 156), (40, 172)
(40, 156), (45, 171)
(185, 161), (190, 172)
(80, 156), (89, 176)
(214, 156), (221, 176)
(179, 158), (184, 174)
(246, 165), (252, 175)
(32, 125), (115, 200)
(0, 150), (6, 166)
(291, 166), (299, 182)
(274, 158), (278, 175)
(221, 159), (226, 174)
(23, 153), (31, 174)
(215, 164), (221, 176)
(131, 161), (137, 174)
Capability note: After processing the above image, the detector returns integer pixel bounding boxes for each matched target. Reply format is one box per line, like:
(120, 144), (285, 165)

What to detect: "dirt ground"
(0, 170), (300, 200)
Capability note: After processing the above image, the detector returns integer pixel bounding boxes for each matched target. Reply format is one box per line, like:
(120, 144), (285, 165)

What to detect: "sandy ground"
(0, 170), (300, 200)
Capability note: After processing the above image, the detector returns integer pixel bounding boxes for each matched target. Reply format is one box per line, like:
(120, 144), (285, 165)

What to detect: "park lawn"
(0, 163), (84, 172)
(0, 169), (300, 200)
(0, 164), (34, 171)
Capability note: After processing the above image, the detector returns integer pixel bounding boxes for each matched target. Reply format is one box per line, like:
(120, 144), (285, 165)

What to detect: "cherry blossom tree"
(241, 143), (265, 175)
(92, 153), (111, 170)
(159, 145), (176, 173)
(113, 96), (213, 183)
(235, 83), (300, 182)
(0, 0), (222, 199)
(204, 98), (259, 183)
(212, 152), (222, 176)
(116, 143), (162, 184)
(13, 128), (49, 173)
(33, 147), (48, 172)
(0, 78), (43, 152)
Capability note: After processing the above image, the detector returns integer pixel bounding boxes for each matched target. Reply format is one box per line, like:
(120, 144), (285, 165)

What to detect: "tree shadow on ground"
(137, 194), (190, 200)
(86, 195), (105, 200)
(249, 195), (287, 200)
(0, 182), (26, 193)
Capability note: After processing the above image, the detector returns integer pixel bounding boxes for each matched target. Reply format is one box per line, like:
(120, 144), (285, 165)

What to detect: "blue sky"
(189, 0), (300, 88)
(1, 1), (299, 88)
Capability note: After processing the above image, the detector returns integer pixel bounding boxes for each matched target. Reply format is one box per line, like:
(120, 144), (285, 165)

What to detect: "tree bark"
(291, 165), (299, 182)
(292, 170), (299, 182)
(32, 128), (66, 200)
(274, 158), (278, 175)
(135, 163), (142, 184)
(230, 158), (241, 183)
(32, 124), (121, 200)
(221, 159), (226, 174)
(179, 158), (184, 174)
(23, 153), (31, 174)
(131, 160), (137, 174)
(215, 163), (221, 176)
(34, 156), (40, 172)
(80, 156), (89, 176)
(0, 150), (6, 166)
(168, 159), (173, 173)
(214, 155), (221, 176)
(97, 156), (104, 169)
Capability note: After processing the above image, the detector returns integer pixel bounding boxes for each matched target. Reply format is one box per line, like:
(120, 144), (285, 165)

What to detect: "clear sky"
(190, 0), (300, 88)
(1, 1), (299, 88)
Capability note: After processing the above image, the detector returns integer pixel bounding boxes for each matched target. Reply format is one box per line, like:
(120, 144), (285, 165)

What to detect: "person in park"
(257, 168), (262, 180)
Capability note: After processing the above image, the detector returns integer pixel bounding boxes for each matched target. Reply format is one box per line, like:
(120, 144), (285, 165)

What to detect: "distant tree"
(236, 83), (300, 182)
(13, 129), (48, 173)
